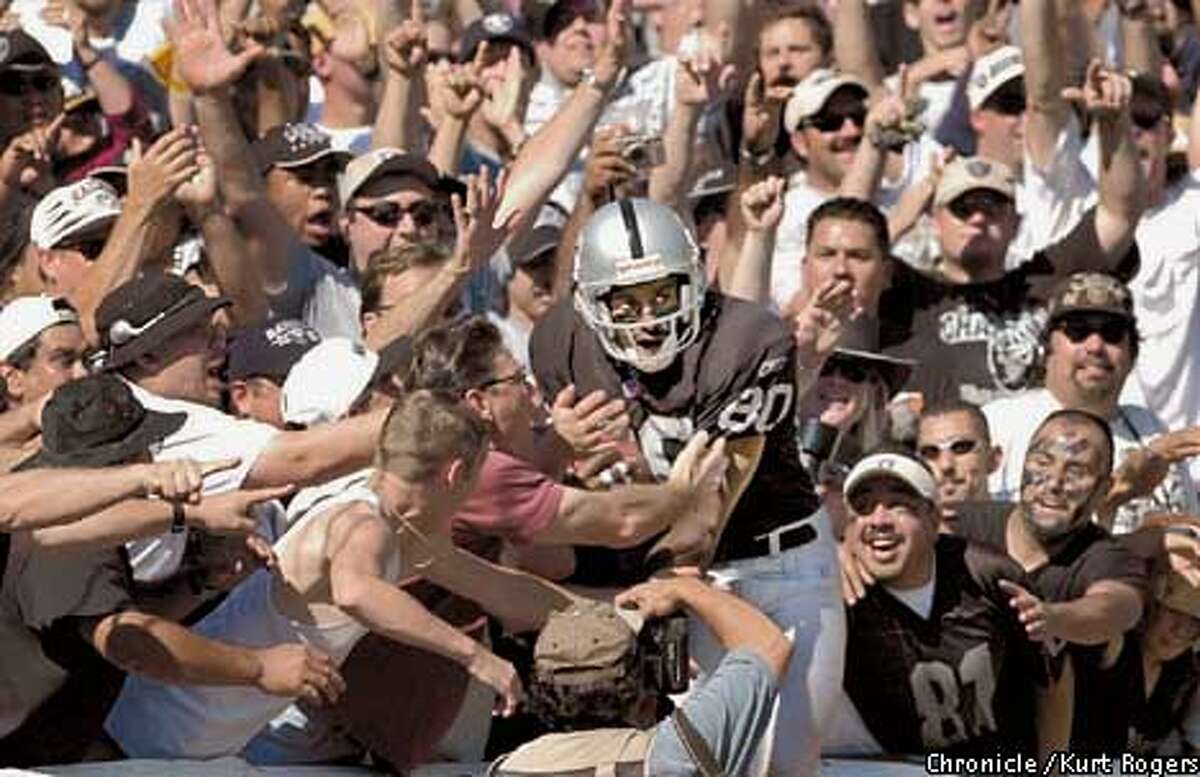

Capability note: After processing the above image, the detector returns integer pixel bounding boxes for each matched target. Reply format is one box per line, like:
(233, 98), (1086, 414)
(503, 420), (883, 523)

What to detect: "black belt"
(720, 521), (818, 563)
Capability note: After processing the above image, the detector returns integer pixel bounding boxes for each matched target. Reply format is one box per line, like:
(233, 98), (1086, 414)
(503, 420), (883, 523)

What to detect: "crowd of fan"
(5, 0), (1200, 772)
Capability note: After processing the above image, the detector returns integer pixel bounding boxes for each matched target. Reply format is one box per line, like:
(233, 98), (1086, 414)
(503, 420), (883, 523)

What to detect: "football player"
(530, 198), (842, 776)
(830, 451), (1068, 760)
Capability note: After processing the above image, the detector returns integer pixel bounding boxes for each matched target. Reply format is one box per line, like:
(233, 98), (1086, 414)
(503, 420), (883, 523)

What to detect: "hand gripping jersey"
(843, 535), (1052, 756)
(531, 292), (820, 574)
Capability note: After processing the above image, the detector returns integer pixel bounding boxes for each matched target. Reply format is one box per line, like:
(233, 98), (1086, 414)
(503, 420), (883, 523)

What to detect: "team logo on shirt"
(938, 304), (1047, 393)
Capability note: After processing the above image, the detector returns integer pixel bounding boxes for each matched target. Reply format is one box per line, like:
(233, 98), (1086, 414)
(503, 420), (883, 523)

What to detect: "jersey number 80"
(717, 384), (794, 436)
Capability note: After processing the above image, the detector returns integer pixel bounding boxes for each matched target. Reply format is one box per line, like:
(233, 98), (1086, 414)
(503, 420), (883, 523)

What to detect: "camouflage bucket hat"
(1046, 272), (1135, 325)
(528, 600), (641, 726)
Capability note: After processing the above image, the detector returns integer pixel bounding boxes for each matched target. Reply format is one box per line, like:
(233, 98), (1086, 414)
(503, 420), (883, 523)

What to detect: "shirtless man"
(105, 390), (577, 759)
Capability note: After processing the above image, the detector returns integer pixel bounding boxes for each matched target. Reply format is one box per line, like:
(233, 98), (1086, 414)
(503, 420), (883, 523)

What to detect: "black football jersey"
(843, 535), (1048, 756)
(530, 293), (819, 568)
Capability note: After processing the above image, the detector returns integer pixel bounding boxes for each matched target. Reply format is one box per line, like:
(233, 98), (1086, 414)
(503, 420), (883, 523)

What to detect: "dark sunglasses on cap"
(804, 106), (867, 133)
(947, 189), (1012, 220)
(820, 358), (876, 384)
(917, 438), (980, 459)
(351, 200), (442, 228)
(58, 238), (107, 261)
(982, 88), (1026, 117)
(1055, 313), (1130, 345)
(0, 73), (58, 97)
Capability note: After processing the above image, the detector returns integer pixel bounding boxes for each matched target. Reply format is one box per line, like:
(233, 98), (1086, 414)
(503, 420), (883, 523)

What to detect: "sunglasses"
(947, 190), (1012, 220)
(352, 200), (441, 229)
(804, 107), (867, 133)
(475, 369), (529, 391)
(0, 73), (58, 97)
(1132, 109), (1166, 131)
(1055, 314), (1129, 345)
(918, 438), (980, 459)
(58, 238), (107, 261)
(821, 358), (875, 384)
(982, 90), (1026, 117)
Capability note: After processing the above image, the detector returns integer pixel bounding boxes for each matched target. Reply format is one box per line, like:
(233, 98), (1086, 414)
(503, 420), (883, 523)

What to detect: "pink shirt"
(452, 449), (563, 561)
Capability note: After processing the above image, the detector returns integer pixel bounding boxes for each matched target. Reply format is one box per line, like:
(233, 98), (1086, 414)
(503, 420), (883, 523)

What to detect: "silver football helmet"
(573, 198), (706, 373)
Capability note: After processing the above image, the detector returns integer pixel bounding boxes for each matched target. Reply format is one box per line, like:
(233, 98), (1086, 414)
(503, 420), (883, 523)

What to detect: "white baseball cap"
(0, 295), (80, 362)
(967, 45), (1025, 111)
(30, 179), (122, 250)
(783, 69), (869, 134)
(338, 147), (441, 206)
(844, 452), (939, 505)
(281, 338), (379, 427)
(934, 156), (1017, 207)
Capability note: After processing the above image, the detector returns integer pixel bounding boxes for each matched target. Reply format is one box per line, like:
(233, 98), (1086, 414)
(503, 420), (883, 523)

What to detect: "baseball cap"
(541, 0), (602, 40)
(460, 12), (535, 62)
(338, 147), (441, 205)
(281, 338), (379, 427)
(252, 122), (350, 173)
(1132, 73), (1172, 117)
(1045, 272), (1135, 325)
(17, 373), (186, 471)
(62, 78), (98, 113)
(830, 317), (916, 397)
(844, 451), (939, 505)
(0, 29), (55, 73)
(1158, 568), (1200, 619)
(0, 296), (80, 362)
(30, 179), (123, 250)
(227, 320), (322, 383)
(967, 45), (1024, 111)
(934, 156), (1017, 207)
(783, 69), (869, 133)
(507, 225), (560, 269)
(95, 272), (231, 370)
(528, 600), (641, 725)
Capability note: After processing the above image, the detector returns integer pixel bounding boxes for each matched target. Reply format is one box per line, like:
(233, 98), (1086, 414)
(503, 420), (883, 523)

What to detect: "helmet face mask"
(573, 199), (707, 374)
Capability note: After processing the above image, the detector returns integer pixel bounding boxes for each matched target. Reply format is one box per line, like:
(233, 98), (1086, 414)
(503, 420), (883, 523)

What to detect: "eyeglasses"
(804, 107), (867, 133)
(918, 438), (980, 459)
(982, 89), (1026, 117)
(0, 73), (58, 97)
(351, 200), (441, 229)
(1055, 313), (1129, 345)
(475, 369), (528, 391)
(58, 238), (107, 261)
(820, 358), (874, 384)
(1132, 109), (1166, 131)
(947, 190), (1012, 220)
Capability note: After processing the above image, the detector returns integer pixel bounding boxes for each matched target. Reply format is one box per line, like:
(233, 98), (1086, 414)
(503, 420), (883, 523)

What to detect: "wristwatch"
(171, 501), (187, 534)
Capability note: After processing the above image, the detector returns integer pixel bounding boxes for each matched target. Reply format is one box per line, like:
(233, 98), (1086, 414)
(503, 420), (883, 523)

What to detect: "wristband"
(78, 52), (102, 70)
(171, 501), (187, 534)
(740, 145), (773, 167)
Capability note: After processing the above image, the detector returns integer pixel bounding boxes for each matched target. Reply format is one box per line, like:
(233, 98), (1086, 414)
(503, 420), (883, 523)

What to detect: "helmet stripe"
(617, 198), (645, 259)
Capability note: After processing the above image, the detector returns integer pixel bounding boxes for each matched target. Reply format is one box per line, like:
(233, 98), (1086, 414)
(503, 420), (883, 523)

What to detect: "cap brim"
(16, 408), (187, 471)
(103, 296), (232, 371)
(833, 348), (916, 396)
(936, 183), (1015, 208)
(1047, 306), (1136, 325)
(270, 146), (352, 171)
(344, 155), (441, 202)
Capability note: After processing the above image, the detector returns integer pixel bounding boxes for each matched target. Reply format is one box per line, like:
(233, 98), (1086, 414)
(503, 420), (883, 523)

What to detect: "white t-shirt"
(983, 388), (1199, 535)
(1123, 173), (1200, 482)
(314, 123), (372, 155)
(124, 383), (280, 582)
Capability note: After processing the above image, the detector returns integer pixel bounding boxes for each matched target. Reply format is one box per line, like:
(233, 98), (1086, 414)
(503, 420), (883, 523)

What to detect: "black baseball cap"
(459, 12), (535, 63)
(1131, 73), (1172, 117)
(508, 225), (560, 269)
(252, 122), (351, 172)
(0, 30), (55, 73)
(227, 320), (322, 383)
(95, 272), (231, 370)
(17, 374), (186, 470)
(541, 0), (602, 41)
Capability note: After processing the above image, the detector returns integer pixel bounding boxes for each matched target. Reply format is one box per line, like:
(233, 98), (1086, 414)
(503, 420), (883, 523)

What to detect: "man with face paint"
(954, 408), (1152, 753)
(826, 451), (1065, 760)
(984, 272), (1200, 536)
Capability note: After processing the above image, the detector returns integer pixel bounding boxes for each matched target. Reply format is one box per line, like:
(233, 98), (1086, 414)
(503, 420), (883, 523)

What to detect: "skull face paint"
(1019, 420), (1110, 541)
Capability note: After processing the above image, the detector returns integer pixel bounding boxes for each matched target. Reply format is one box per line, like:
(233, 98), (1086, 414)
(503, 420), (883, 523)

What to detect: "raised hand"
(185, 482), (296, 535)
(136, 457), (240, 503)
(793, 278), (863, 371)
(165, 0), (264, 94)
(126, 126), (202, 211)
(254, 643), (346, 704)
(481, 46), (532, 146)
(42, 0), (88, 50)
(582, 126), (638, 202)
(452, 165), (510, 271)
(383, 0), (427, 79)
(550, 385), (630, 456)
(742, 71), (793, 157)
(1062, 59), (1133, 122)
(0, 114), (63, 189)
(592, 0), (631, 91)
(675, 28), (736, 109)
(174, 146), (218, 212)
(998, 579), (1056, 641)
(740, 176), (786, 232)
(667, 430), (729, 496)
